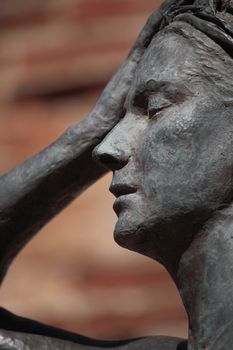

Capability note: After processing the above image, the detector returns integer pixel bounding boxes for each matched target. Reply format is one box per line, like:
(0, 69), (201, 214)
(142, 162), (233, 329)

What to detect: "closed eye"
(147, 94), (172, 120)
(148, 105), (170, 119)
(148, 103), (172, 120)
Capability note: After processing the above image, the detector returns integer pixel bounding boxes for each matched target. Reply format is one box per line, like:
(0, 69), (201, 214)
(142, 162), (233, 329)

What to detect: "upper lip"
(109, 183), (137, 198)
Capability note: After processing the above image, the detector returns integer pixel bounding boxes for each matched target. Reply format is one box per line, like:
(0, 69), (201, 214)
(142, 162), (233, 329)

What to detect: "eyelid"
(147, 95), (172, 119)
(148, 106), (169, 119)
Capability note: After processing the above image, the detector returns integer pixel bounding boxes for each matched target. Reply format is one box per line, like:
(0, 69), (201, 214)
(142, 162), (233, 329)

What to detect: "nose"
(93, 123), (130, 171)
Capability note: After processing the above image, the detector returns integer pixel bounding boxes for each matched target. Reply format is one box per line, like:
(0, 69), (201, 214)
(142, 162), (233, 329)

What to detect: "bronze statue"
(1, 0), (233, 349)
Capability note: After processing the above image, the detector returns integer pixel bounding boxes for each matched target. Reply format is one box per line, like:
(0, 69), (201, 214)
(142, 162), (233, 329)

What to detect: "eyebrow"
(135, 80), (183, 95)
(123, 79), (191, 112)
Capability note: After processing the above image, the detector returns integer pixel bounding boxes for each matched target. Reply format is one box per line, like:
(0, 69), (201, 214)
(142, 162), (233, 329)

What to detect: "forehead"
(132, 29), (199, 91)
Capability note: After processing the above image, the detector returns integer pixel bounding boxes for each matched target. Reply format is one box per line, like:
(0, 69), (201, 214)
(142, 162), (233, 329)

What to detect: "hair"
(152, 0), (233, 100)
(158, 0), (233, 58)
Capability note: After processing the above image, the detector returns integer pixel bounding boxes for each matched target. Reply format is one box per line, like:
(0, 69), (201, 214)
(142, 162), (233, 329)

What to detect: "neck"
(173, 207), (233, 350)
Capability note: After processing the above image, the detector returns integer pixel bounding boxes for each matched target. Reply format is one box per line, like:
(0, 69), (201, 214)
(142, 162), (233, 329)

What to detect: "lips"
(109, 183), (136, 198)
(110, 183), (137, 216)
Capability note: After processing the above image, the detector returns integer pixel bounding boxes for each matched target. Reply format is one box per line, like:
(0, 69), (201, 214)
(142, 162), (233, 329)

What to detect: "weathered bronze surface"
(1, 0), (233, 349)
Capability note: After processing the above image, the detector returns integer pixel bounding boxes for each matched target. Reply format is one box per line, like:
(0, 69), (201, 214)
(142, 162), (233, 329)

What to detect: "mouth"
(110, 183), (137, 216)
(109, 183), (137, 198)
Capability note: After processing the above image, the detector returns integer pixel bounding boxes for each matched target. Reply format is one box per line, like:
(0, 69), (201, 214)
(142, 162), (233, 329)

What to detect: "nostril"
(102, 153), (117, 168)
(92, 145), (128, 170)
(92, 142), (130, 170)
(93, 151), (123, 170)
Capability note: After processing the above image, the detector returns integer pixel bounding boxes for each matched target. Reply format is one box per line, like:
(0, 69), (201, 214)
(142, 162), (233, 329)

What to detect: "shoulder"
(0, 331), (188, 350)
(0, 308), (187, 350)
(121, 336), (187, 350)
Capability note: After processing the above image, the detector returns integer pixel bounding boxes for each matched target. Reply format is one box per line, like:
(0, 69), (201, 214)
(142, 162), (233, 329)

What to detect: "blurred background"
(0, 0), (188, 341)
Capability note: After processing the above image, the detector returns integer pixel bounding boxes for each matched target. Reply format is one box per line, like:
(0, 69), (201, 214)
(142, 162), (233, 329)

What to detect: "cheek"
(136, 109), (233, 210)
(137, 118), (196, 197)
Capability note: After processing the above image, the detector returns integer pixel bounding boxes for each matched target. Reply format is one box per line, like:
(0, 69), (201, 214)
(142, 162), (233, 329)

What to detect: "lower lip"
(113, 196), (131, 216)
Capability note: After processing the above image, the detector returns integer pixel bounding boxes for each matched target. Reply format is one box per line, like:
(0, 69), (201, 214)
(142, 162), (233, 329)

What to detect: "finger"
(128, 0), (178, 59)
(85, 0), (178, 134)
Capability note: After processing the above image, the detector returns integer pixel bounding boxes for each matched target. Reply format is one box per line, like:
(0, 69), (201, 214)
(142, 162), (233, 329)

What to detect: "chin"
(113, 213), (155, 254)
(114, 209), (189, 253)
(114, 218), (134, 241)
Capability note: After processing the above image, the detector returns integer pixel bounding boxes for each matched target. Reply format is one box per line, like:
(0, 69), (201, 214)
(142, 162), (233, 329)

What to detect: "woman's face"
(93, 31), (233, 265)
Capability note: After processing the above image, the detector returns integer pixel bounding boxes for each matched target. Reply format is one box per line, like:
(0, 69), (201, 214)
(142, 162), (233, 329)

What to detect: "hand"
(68, 0), (178, 145)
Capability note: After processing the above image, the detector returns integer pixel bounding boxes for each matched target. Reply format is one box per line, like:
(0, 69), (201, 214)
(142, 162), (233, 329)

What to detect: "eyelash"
(147, 95), (172, 120)
(148, 104), (171, 119)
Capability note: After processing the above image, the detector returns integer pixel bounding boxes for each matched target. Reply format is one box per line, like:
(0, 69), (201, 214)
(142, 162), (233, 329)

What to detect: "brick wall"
(0, 0), (188, 340)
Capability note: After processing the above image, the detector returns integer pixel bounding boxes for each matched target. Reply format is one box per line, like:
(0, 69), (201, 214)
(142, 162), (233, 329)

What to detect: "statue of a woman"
(1, 1), (233, 349)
